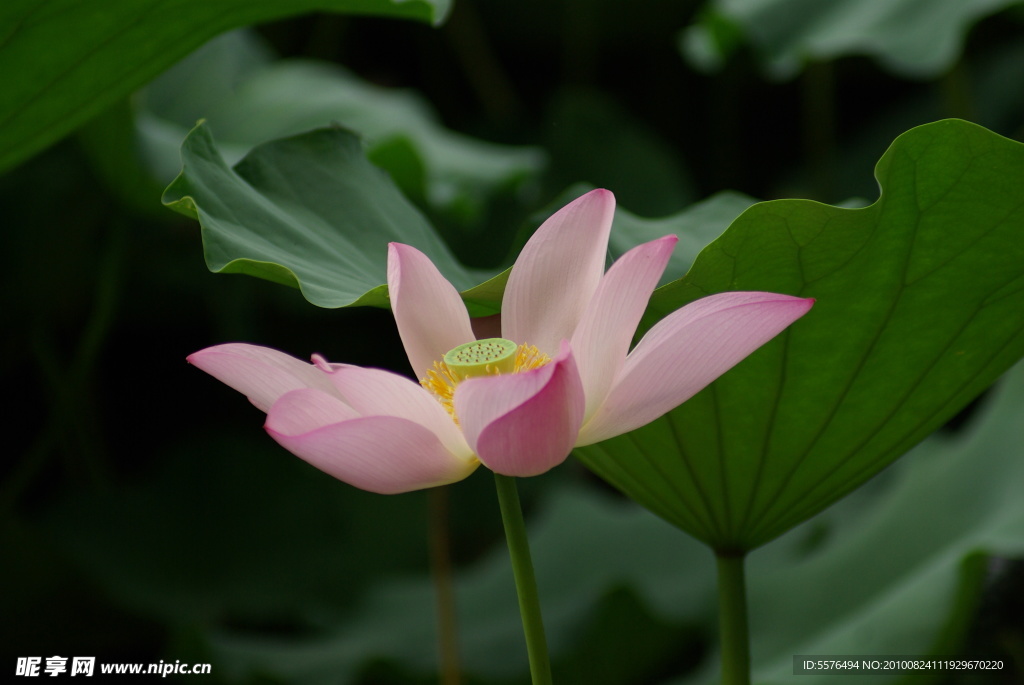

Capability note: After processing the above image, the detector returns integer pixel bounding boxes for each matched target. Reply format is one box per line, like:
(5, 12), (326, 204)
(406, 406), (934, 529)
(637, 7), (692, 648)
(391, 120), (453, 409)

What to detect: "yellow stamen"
(421, 342), (552, 424)
(513, 344), (550, 374)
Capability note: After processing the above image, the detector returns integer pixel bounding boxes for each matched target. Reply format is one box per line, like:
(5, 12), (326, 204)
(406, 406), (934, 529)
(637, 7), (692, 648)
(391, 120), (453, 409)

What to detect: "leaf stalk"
(716, 549), (751, 685)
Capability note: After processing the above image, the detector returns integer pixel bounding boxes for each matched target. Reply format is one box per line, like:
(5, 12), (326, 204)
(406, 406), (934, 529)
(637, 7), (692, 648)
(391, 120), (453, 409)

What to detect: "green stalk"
(493, 473), (553, 685)
(715, 550), (751, 685)
(428, 487), (462, 685)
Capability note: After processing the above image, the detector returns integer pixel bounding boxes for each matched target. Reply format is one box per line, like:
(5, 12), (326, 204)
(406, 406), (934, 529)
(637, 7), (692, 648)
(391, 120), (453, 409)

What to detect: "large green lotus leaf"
(576, 119), (1024, 551)
(0, 0), (449, 174)
(162, 122), (492, 311)
(681, 0), (1022, 79)
(746, 361), (1024, 684)
(136, 31), (543, 217)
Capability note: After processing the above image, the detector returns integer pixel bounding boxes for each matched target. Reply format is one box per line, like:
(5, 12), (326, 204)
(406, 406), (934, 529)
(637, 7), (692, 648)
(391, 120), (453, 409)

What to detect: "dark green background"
(3, 1), (1023, 683)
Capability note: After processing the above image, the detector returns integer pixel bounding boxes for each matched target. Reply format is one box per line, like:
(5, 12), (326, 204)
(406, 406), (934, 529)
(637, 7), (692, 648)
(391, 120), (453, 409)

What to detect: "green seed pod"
(444, 338), (518, 379)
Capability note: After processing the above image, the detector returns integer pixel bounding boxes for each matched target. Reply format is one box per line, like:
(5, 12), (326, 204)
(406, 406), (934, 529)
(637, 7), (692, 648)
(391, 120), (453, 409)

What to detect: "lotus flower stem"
(494, 473), (552, 685)
(715, 550), (751, 685)
(428, 487), (462, 685)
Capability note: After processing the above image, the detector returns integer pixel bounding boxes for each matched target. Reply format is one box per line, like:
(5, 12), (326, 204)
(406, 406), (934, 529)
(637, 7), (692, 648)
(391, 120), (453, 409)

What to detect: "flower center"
(444, 338), (519, 379)
(421, 338), (551, 423)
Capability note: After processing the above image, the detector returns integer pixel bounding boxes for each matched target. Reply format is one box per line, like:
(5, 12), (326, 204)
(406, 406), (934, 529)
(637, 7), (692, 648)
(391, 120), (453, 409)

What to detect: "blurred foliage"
(682, 0), (1024, 79)
(138, 31), (544, 238)
(3, 1), (1024, 684)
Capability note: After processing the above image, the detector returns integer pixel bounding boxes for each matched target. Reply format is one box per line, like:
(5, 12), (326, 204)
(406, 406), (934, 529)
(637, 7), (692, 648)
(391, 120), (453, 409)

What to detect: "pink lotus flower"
(189, 190), (813, 493)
